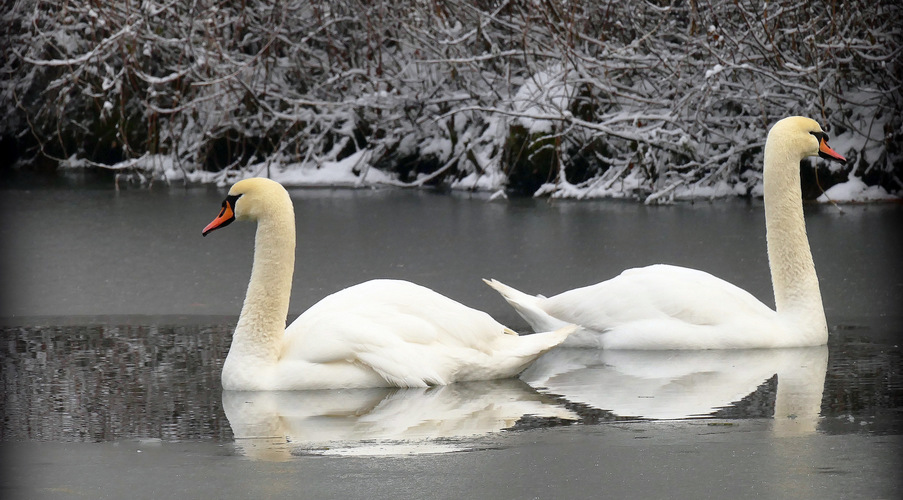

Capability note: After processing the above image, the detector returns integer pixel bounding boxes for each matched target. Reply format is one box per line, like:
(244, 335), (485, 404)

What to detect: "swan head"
(766, 116), (846, 164)
(202, 178), (293, 236)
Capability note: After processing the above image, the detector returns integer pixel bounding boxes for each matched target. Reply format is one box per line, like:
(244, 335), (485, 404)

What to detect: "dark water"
(1, 322), (899, 449)
(1, 186), (902, 457)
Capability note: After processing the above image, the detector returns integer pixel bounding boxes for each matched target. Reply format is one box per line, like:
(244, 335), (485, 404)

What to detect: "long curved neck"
(231, 210), (296, 363)
(763, 147), (826, 334)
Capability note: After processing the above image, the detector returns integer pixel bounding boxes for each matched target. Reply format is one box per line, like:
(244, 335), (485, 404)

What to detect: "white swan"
(485, 116), (847, 349)
(202, 177), (574, 390)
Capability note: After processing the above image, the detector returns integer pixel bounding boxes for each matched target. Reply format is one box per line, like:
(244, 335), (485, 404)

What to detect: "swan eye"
(216, 194), (241, 217)
(225, 193), (241, 208)
(809, 131), (829, 143)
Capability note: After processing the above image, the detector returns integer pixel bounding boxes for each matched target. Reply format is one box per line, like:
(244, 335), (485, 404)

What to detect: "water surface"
(1, 186), (901, 498)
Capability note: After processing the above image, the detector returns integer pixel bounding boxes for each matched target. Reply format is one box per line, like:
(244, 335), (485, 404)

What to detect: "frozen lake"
(1, 184), (901, 499)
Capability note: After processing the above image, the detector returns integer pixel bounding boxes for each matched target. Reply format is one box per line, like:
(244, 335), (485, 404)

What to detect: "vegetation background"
(2, 0), (900, 200)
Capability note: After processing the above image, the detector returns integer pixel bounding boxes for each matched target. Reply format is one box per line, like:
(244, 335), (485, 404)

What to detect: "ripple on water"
(1, 322), (901, 456)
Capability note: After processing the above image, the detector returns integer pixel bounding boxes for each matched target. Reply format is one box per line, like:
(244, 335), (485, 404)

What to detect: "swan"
(202, 177), (574, 390)
(485, 116), (847, 349)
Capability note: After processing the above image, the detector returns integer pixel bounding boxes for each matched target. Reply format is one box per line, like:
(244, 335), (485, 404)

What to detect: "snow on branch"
(2, 0), (900, 200)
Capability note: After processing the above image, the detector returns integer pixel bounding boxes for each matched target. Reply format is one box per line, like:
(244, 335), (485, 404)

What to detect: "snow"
(271, 150), (395, 187)
(536, 167), (650, 200)
(420, 137), (453, 161)
(671, 180), (747, 201)
(817, 175), (899, 203)
(105, 154), (217, 183)
(6, 0), (898, 202)
(827, 113), (891, 175)
(94, 152), (899, 205)
(451, 170), (506, 192)
(510, 64), (573, 134)
(704, 64), (724, 79)
(59, 154), (89, 169)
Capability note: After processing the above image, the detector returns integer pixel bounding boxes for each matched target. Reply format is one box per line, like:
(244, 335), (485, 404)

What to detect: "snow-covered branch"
(1, 0), (899, 200)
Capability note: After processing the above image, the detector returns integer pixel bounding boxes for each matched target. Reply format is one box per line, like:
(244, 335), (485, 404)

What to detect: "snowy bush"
(3, 0), (900, 200)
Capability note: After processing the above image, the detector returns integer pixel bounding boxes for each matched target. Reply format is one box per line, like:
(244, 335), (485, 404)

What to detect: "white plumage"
(486, 116), (847, 349)
(203, 177), (573, 390)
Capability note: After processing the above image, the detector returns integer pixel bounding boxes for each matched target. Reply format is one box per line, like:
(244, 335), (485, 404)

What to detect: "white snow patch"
(451, 170), (506, 192)
(704, 64), (724, 79)
(669, 179), (746, 201)
(94, 154), (217, 184)
(749, 182), (765, 198)
(537, 167), (649, 200)
(420, 137), (453, 162)
(817, 175), (898, 203)
(59, 154), (89, 169)
(270, 150), (395, 187)
(511, 64), (573, 134)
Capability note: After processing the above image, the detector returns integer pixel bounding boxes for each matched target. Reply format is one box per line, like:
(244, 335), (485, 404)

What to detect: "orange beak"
(818, 136), (846, 164)
(202, 198), (236, 236)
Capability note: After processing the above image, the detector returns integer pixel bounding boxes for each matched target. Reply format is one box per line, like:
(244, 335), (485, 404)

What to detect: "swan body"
(203, 177), (574, 390)
(486, 116), (847, 349)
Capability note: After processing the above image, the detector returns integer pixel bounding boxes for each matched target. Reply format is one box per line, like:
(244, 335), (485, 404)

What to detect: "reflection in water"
(222, 379), (576, 459)
(521, 347), (828, 436)
(0, 323), (233, 442)
(1, 323), (900, 448)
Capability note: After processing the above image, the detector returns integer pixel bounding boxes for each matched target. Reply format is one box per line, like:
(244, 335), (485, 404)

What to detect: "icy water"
(1, 184), (901, 498)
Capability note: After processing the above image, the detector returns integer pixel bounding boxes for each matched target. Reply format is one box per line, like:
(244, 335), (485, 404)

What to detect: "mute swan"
(202, 177), (574, 390)
(485, 116), (847, 349)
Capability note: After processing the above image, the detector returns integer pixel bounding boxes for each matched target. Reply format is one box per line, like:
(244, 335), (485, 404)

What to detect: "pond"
(1, 185), (901, 498)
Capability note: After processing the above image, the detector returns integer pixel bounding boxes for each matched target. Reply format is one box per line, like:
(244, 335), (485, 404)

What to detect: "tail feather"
(496, 323), (577, 378)
(483, 278), (571, 333)
(544, 324), (579, 344)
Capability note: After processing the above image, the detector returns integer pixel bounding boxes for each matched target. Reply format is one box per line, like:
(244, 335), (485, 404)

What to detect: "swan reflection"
(520, 346), (828, 436)
(223, 378), (576, 460)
